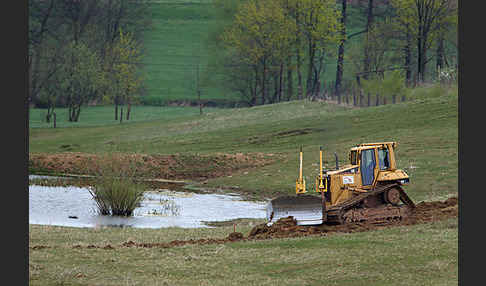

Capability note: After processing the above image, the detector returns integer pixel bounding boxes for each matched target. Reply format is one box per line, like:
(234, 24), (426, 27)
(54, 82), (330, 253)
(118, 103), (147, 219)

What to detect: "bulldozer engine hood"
(326, 165), (359, 176)
(376, 169), (409, 183)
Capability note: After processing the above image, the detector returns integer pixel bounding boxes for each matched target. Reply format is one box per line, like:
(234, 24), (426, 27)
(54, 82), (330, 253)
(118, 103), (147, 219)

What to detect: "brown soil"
(29, 152), (277, 182)
(248, 197), (458, 240)
(36, 197), (456, 252)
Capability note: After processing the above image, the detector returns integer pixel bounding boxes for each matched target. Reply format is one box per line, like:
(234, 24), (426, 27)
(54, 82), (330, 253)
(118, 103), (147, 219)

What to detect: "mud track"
(248, 197), (458, 240)
(30, 197), (457, 251)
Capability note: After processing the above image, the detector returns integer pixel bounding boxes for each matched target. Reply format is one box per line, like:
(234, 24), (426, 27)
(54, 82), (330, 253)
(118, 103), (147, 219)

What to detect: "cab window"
(378, 148), (390, 170)
(350, 150), (357, 165)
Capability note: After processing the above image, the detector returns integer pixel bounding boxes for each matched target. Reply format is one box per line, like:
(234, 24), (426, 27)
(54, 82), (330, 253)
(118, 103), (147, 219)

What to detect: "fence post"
(375, 93), (380, 106)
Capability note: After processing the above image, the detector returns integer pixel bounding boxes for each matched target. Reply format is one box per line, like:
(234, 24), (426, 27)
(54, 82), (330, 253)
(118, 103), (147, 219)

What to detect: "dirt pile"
(29, 152), (277, 181)
(248, 196), (458, 240)
(401, 196), (458, 225)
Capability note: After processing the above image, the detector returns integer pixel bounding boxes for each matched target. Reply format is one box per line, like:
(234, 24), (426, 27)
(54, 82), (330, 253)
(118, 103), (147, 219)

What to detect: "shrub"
(89, 177), (145, 216)
(88, 154), (147, 216)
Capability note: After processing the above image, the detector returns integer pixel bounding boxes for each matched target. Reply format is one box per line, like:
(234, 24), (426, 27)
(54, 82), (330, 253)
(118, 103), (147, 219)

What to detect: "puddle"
(29, 184), (267, 229)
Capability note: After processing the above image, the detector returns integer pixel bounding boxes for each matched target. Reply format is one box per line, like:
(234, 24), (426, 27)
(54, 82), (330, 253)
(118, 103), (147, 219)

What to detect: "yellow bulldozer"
(266, 142), (415, 225)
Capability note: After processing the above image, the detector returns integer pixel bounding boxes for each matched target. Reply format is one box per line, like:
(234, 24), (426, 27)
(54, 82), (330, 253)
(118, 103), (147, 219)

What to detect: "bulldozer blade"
(267, 195), (324, 226)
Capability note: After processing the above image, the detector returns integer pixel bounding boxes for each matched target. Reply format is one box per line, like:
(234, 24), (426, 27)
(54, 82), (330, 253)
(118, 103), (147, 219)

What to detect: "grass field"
(29, 218), (458, 285)
(29, 84), (458, 285)
(29, 84), (458, 202)
(142, 0), (243, 105)
(140, 1), (383, 106)
(29, 105), (217, 128)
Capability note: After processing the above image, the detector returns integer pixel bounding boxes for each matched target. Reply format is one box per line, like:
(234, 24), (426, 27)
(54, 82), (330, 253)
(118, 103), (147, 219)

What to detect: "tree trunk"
(251, 66), (258, 106)
(278, 62), (284, 102)
(46, 106), (52, 123)
(363, 0), (373, 80)
(119, 106), (123, 123)
(417, 38), (423, 83)
(74, 105), (81, 122)
(436, 35), (444, 76)
(271, 74), (279, 104)
(417, 28), (428, 83)
(198, 90), (202, 115)
(306, 41), (315, 98)
(404, 24), (412, 87)
(69, 104), (76, 122)
(286, 55), (293, 101)
(53, 112), (56, 128)
(261, 59), (267, 105)
(297, 50), (303, 100)
(114, 96), (118, 120)
(335, 0), (346, 98)
(126, 102), (131, 121)
(296, 4), (303, 100)
(359, 89), (364, 107)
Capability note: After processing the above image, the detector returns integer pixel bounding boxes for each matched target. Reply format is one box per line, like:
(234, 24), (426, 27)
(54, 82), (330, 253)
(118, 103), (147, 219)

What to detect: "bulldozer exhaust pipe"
(334, 152), (339, 170)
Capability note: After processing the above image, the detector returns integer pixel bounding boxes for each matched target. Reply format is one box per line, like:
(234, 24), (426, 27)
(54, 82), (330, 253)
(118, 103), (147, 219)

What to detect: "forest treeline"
(208, 0), (457, 106)
(28, 0), (150, 123)
(28, 0), (458, 123)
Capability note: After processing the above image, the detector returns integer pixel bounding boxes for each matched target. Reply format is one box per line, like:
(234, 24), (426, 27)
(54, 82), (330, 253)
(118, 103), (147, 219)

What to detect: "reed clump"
(88, 153), (147, 216)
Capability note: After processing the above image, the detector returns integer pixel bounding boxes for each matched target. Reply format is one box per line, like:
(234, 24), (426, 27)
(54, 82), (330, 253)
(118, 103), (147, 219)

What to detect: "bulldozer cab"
(350, 142), (398, 187)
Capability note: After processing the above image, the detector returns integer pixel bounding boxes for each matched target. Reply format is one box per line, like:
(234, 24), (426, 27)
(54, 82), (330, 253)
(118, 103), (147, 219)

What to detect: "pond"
(29, 180), (268, 229)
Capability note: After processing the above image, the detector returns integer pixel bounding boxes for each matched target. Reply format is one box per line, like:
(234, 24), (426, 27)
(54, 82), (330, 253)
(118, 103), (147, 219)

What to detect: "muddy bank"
(29, 152), (277, 181)
(31, 197), (457, 251)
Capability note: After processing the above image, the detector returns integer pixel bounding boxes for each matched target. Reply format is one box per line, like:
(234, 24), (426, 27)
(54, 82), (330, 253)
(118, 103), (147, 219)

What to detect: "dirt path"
(29, 197), (456, 251)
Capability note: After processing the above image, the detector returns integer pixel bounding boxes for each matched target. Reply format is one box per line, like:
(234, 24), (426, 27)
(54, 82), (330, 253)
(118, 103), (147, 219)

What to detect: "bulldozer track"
(326, 183), (414, 224)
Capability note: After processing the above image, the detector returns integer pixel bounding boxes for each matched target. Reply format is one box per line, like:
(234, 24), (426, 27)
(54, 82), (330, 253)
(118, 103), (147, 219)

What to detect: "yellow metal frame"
(316, 147), (327, 193)
(295, 146), (306, 194)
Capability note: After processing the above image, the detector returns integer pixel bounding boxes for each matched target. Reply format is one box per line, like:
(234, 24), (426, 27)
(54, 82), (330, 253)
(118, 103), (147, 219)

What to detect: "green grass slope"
(142, 0), (240, 105)
(141, 1), (375, 106)
(29, 85), (458, 285)
(29, 217), (457, 285)
(30, 85), (458, 203)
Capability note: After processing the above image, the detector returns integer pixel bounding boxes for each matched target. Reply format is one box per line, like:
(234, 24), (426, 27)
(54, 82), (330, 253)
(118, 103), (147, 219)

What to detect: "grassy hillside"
(29, 84), (458, 285)
(30, 84), (458, 203)
(142, 0), (242, 105)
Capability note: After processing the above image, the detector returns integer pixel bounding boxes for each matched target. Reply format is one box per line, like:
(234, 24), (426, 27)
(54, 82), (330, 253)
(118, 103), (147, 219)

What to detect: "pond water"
(29, 184), (268, 229)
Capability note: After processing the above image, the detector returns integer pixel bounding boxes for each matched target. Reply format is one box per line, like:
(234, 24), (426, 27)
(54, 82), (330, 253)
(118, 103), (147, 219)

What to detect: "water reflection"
(29, 184), (267, 229)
